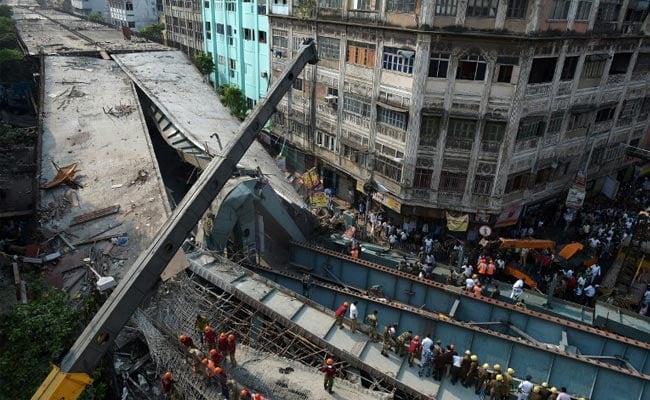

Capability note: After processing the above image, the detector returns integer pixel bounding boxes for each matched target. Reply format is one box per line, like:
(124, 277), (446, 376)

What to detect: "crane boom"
(33, 40), (318, 400)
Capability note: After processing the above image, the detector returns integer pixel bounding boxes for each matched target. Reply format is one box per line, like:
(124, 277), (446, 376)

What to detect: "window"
(327, 87), (338, 97)
(550, 0), (570, 19)
(497, 65), (513, 83)
(318, 37), (340, 60)
(582, 55), (607, 79)
(382, 47), (415, 74)
(319, 0), (342, 8)
(547, 111), (564, 134)
(420, 116), (440, 146)
(439, 172), (466, 193)
(638, 97), (650, 120)
(448, 119), (477, 139)
(609, 53), (631, 75)
(246, 98), (254, 109)
(560, 56), (579, 81)
(483, 121), (505, 142)
(272, 31), (288, 48)
(226, 1), (236, 10)
(205, 21), (211, 39)
(575, 0), (592, 20)
(378, 106), (408, 130)
(528, 57), (557, 84)
(473, 175), (493, 195)
(436, 0), (458, 16)
(216, 23), (224, 34)
(505, 173), (529, 192)
(273, 0), (287, 3)
(347, 42), (376, 68)
(634, 53), (650, 73)
(342, 144), (367, 165)
(292, 78), (303, 91)
(414, 168), (433, 189)
(595, 107), (616, 122)
(204, 1), (209, 7)
(217, 55), (225, 65)
(618, 99), (641, 123)
(596, 0), (621, 22)
(375, 154), (402, 182)
(466, 0), (498, 17)
(355, 0), (373, 9)
(125, 1), (133, 10)
(244, 28), (253, 40)
(507, 0), (527, 18)
(429, 53), (450, 78)
(229, 58), (236, 69)
(343, 94), (371, 117)
(127, 21), (135, 28)
(258, 30), (266, 43)
(568, 112), (591, 130)
(456, 54), (487, 81)
(316, 131), (337, 151)
(517, 116), (545, 140)
(387, 0), (415, 12)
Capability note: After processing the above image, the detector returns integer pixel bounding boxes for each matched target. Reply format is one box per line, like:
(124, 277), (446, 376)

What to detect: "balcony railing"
(347, 9), (379, 22)
(481, 141), (501, 153)
(445, 138), (473, 151)
(377, 123), (406, 142)
(593, 120), (613, 133)
(525, 83), (552, 97)
(557, 81), (573, 96)
(593, 21), (618, 33)
(514, 137), (538, 152)
(606, 74), (626, 86)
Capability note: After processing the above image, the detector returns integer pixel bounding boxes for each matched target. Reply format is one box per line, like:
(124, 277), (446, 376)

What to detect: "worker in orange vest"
(240, 389), (252, 400)
(486, 259), (496, 283)
(209, 348), (224, 367)
(477, 257), (487, 282)
(227, 333), (237, 366)
(202, 358), (218, 386)
(161, 371), (174, 400)
(179, 334), (195, 349)
(334, 302), (348, 329)
(473, 281), (483, 296)
(204, 325), (217, 350)
(218, 332), (229, 354)
(253, 394), (264, 400)
(320, 358), (337, 394)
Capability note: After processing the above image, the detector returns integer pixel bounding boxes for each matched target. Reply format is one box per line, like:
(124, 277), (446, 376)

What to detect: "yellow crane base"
(32, 365), (93, 400)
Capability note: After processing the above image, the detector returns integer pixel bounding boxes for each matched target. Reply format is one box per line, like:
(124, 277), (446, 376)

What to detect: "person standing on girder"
(334, 301), (349, 329)
(218, 332), (229, 355)
(204, 325), (217, 351)
(195, 314), (209, 346)
(319, 358), (337, 394)
(227, 334), (237, 366)
(365, 310), (379, 341)
(349, 301), (359, 333)
(380, 323), (397, 356)
(161, 371), (174, 400)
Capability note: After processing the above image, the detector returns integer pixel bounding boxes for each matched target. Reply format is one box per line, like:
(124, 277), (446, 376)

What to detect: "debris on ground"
(40, 161), (82, 190)
(103, 103), (136, 118)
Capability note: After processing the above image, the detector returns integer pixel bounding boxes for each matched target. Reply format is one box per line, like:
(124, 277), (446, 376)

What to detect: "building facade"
(203, 0), (271, 104)
(266, 0), (650, 226)
(70, 0), (107, 17)
(163, 0), (204, 55)
(107, 0), (159, 31)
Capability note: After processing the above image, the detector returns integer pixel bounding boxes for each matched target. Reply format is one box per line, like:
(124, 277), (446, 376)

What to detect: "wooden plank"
(74, 232), (127, 246)
(70, 205), (120, 226)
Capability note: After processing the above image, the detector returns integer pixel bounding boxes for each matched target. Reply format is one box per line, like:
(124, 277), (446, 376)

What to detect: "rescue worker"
(530, 386), (544, 400)
(473, 281), (483, 296)
(489, 374), (509, 400)
(539, 382), (550, 399)
(477, 257), (487, 281)
(204, 325), (217, 351)
(349, 301), (359, 333)
(503, 367), (515, 391)
(365, 310), (379, 341)
(301, 273), (313, 298)
(227, 378), (240, 400)
(462, 354), (479, 387)
(195, 314), (209, 346)
(395, 330), (413, 357)
(450, 351), (462, 385)
(189, 347), (204, 373)
(218, 332), (229, 354)
(161, 371), (174, 400)
(240, 389), (252, 400)
(432, 346), (446, 381)
(418, 345), (433, 378)
(459, 350), (472, 383)
(179, 334), (195, 349)
(486, 258), (496, 283)
(209, 348), (224, 367)
(547, 387), (558, 400)
(215, 367), (229, 398)
(334, 301), (349, 329)
(319, 358), (337, 394)
(407, 335), (420, 367)
(202, 358), (218, 386)
(476, 363), (490, 395)
(491, 364), (502, 380)
(380, 324), (397, 356)
(227, 333), (237, 366)
(441, 344), (456, 379)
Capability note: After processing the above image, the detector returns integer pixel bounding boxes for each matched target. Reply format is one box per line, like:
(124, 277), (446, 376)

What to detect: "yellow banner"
(446, 212), (469, 232)
(310, 192), (328, 207)
(302, 168), (320, 190)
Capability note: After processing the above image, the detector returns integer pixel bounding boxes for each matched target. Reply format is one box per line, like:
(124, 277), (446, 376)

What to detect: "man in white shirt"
(556, 387), (571, 400)
(424, 237), (433, 254)
(465, 276), (476, 292)
(584, 285), (596, 307)
(349, 301), (358, 333)
(462, 264), (473, 278)
(420, 334), (433, 359)
(511, 279), (524, 300)
(517, 375), (534, 400)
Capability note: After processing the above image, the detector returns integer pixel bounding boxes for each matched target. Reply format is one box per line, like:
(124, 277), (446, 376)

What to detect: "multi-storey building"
(107, 0), (159, 31)
(267, 1), (650, 226)
(203, 0), (271, 104)
(163, 0), (204, 55)
(70, 0), (107, 17)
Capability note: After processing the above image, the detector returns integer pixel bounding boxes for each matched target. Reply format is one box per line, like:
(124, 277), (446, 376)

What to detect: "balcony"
(622, 21), (643, 33)
(543, 133), (559, 146)
(343, 111), (371, 129)
(557, 81), (573, 96)
(377, 123), (406, 142)
(514, 137), (538, 152)
(593, 21), (618, 33)
(525, 83), (552, 97)
(481, 141), (501, 153)
(593, 120), (613, 133)
(438, 192), (463, 205)
(347, 9), (379, 22)
(472, 194), (491, 208)
(445, 138), (473, 151)
(411, 188), (433, 201)
(606, 74), (626, 86)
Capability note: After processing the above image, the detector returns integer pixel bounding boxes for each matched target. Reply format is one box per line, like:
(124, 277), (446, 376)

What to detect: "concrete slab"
(292, 306), (335, 338)
(436, 378), (480, 400)
(396, 363), (439, 397)
(41, 56), (169, 280)
(358, 342), (403, 376)
(324, 325), (369, 358)
(261, 290), (304, 319)
(112, 51), (306, 207)
(232, 276), (273, 301)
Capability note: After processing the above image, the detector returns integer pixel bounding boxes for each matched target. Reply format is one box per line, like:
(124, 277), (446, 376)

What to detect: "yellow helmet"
(533, 386), (540, 393)
(482, 363), (490, 369)
(471, 355), (478, 361)
(496, 374), (503, 381)
(472, 274), (478, 279)
(493, 364), (501, 371)
(507, 368), (514, 375)
(550, 387), (557, 394)
(542, 382), (548, 388)
(465, 350), (471, 355)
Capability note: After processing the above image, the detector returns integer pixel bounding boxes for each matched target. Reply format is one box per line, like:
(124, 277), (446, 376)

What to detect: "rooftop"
(40, 56), (170, 280)
(12, 7), (168, 56)
(113, 51), (306, 206)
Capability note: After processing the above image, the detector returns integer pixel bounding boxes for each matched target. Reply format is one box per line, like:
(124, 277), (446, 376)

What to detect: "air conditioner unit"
(397, 49), (415, 59)
(324, 94), (338, 104)
(261, 71), (268, 78)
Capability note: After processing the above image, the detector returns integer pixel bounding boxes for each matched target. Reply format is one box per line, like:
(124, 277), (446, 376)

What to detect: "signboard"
(494, 205), (523, 228)
(356, 180), (401, 213)
(565, 171), (586, 209)
(302, 168), (321, 190)
(479, 225), (492, 237)
(446, 212), (469, 232)
(600, 176), (619, 200)
(310, 192), (329, 207)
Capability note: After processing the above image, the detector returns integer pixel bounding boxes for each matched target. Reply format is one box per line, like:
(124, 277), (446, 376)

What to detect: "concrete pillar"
(588, 0), (601, 31)
(526, 0), (544, 33)
(419, 0), (435, 28)
(617, 0), (631, 30)
(566, 0), (579, 30)
(494, 0), (508, 30)
(608, 44), (641, 145)
(455, 0), (468, 26)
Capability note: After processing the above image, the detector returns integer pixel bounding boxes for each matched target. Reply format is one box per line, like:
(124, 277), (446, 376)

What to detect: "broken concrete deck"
(40, 56), (170, 279)
(112, 51), (306, 207)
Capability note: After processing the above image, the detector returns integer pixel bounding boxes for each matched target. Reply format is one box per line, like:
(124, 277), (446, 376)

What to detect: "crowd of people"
(159, 314), (264, 400)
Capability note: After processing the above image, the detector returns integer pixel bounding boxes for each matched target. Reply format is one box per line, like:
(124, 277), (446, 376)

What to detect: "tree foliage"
(88, 11), (103, 23)
(0, 5), (13, 18)
(218, 85), (250, 120)
(193, 51), (214, 76)
(139, 23), (165, 43)
(0, 16), (18, 51)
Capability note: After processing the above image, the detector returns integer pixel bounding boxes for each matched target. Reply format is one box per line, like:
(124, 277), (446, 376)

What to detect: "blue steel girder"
(290, 242), (650, 375)
(256, 265), (650, 400)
